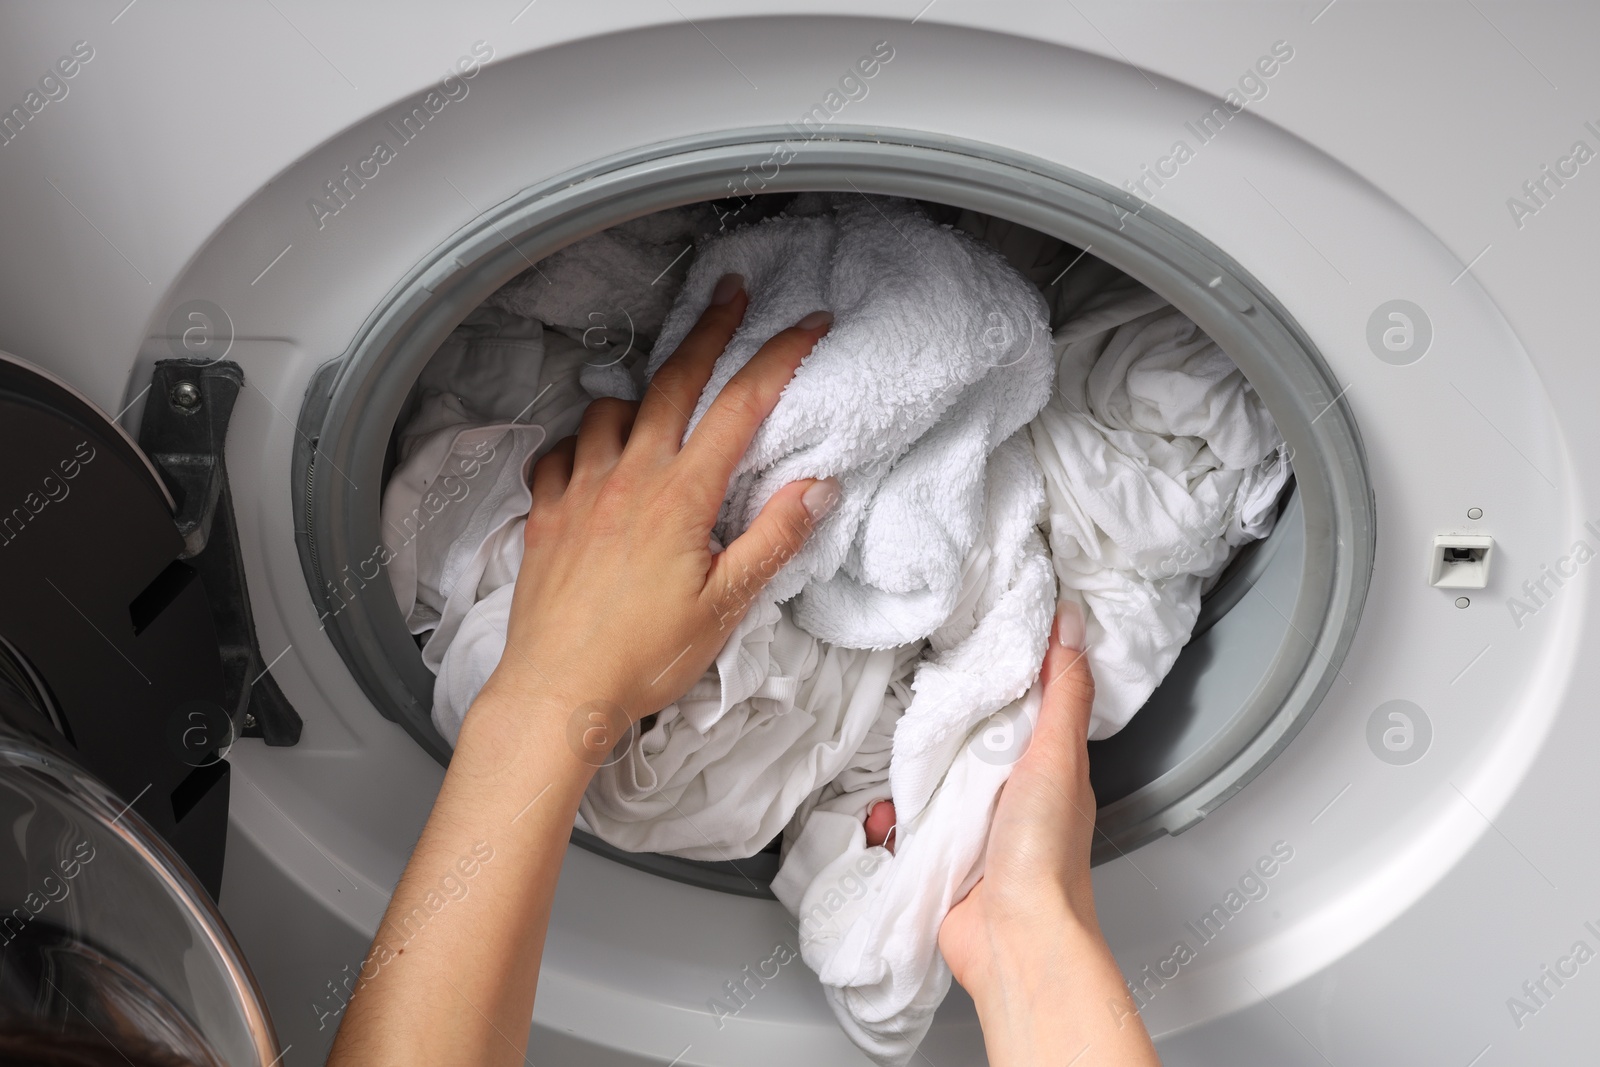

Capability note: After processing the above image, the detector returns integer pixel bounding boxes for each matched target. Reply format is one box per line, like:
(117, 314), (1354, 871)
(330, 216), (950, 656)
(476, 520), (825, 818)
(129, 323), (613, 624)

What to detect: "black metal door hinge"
(138, 360), (302, 747)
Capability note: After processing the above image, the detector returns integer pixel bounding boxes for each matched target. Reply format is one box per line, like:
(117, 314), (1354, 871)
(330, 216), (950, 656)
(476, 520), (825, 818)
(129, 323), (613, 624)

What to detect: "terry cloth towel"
(1030, 291), (1290, 738)
(646, 196), (1055, 650)
(645, 197), (1057, 1064)
(771, 432), (1054, 1064)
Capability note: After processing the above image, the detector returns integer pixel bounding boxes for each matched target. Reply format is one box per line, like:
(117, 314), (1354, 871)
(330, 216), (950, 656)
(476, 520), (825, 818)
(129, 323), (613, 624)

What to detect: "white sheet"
(1031, 297), (1290, 737)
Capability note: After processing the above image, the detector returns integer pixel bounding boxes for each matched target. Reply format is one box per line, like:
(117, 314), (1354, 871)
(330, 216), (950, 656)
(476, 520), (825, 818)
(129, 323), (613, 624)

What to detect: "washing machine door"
(0, 351), (235, 887)
(0, 352), (279, 1062)
(0, 708), (279, 1066)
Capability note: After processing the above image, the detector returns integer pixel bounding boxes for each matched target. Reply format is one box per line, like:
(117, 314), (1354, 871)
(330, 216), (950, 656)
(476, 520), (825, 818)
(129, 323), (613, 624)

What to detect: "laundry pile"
(380, 195), (1289, 1065)
(1032, 265), (1290, 737)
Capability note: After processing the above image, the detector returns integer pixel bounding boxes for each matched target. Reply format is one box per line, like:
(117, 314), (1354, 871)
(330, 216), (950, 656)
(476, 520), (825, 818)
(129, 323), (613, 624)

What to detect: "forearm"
(969, 906), (1159, 1067)
(326, 292), (834, 1064)
(328, 689), (592, 1067)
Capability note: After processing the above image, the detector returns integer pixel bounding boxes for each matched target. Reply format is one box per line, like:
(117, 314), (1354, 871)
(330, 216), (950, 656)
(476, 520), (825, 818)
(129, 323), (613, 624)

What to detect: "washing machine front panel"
(155, 21), (1587, 1063)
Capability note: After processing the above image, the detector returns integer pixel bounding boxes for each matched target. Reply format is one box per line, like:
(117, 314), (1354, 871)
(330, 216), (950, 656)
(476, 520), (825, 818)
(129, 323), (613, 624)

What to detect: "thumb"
(1034, 601), (1096, 753)
(707, 476), (840, 620)
(1009, 601), (1097, 833)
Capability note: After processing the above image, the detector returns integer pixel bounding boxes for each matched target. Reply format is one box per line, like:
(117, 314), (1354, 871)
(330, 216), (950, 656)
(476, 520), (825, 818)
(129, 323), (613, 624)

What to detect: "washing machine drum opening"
(298, 138), (1371, 889)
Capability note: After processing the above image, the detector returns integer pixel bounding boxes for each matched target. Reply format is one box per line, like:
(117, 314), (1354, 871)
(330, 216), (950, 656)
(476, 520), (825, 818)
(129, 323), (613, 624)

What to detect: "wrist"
(479, 648), (641, 724)
(452, 683), (601, 807)
(968, 907), (1159, 1067)
(965, 903), (1117, 1026)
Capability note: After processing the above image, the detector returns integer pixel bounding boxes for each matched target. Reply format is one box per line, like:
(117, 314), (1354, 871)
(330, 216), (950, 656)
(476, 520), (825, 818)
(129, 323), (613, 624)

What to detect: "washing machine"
(2, 3), (1597, 1064)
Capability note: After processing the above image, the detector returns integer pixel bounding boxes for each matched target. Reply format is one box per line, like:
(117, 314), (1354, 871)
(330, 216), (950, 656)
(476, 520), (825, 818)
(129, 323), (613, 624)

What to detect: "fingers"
(864, 799), (896, 854)
(530, 436), (576, 505)
(633, 273), (747, 447)
(572, 397), (638, 474)
(1022, 602), (1095, 789)
(1040, 601), (1095, 741)
(705, 476), (840, 625)
(679, 311), (832, 492)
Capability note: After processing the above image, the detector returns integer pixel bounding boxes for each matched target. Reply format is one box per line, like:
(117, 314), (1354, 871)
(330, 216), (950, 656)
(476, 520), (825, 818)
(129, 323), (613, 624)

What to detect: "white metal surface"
(2, 4), (1596, 1065)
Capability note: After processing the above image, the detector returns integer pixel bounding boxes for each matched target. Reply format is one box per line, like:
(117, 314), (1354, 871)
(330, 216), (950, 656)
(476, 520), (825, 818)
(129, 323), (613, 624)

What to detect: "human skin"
(326, 274), (1160, 1066)
(936, 603), (1162, 1066)
(859, 604), (1161, 1065)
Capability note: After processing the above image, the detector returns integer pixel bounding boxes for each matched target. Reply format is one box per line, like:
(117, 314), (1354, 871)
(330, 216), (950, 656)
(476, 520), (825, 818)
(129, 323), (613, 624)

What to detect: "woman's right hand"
(938, 603), (1162, 1065)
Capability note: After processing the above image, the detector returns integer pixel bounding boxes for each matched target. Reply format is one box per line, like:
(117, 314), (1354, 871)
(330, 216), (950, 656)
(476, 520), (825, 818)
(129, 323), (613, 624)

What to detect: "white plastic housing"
(1429, 534), (1494, 589)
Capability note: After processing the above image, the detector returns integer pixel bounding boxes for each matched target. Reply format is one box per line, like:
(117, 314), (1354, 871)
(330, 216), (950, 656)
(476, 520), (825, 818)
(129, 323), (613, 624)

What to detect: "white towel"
(771, 432), (1055, 1063)
(646, 196), (1056, 649)
(1030, 296), (1290, 738)
(637, 199), (1056, 1063)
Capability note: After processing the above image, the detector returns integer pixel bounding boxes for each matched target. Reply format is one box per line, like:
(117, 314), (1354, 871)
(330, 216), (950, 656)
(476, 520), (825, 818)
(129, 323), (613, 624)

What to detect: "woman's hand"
(938, 604), (1161, 1066)
(329, 276), (839, 1067)
(939, 604), (1100, 981)
(480, 275), (839, 734)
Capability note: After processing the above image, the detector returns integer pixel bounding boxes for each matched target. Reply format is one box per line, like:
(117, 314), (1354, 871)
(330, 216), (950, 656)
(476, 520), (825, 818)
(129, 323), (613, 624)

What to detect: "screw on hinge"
(242, 712), (258, 731)
(171, 380), (202, 410)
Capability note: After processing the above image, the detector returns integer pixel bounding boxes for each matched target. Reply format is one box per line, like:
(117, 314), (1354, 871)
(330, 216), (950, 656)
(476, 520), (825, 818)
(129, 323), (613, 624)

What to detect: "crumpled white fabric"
(381, 309), (590, 672)
(580, 601), (918, 859)
(626, 198), (1060, 1062)
(771, 432), (1054, 1062)
(378, 194), (1290, 1067)
(386, 280), (931, 868)
(485, 204), (721, 344)
(434, 583), (921, 861)
(1031, 293), (1290, 738)
(646, 196), (1055, 650)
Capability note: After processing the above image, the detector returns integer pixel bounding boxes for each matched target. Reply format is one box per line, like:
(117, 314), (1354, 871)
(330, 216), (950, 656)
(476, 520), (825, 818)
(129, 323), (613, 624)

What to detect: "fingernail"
(1056, 600), (1086, 653)
(796, 309), (833, 331)
(803, 477), (842, 520)
(710, 273), (744, 306)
